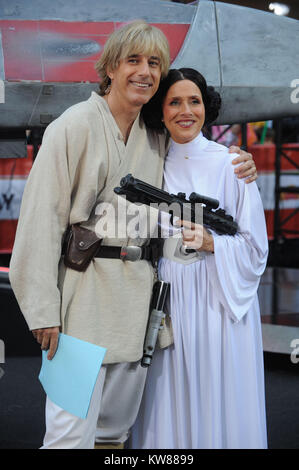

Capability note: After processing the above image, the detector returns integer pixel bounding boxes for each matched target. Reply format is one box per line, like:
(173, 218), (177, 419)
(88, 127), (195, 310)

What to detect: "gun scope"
(189, 192), (219, 210)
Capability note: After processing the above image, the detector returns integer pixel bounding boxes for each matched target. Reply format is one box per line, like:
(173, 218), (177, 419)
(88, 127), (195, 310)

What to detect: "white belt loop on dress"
(163, 237), (204, 265)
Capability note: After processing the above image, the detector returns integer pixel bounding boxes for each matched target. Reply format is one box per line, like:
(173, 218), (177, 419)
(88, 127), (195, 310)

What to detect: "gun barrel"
(189, 192), (219, 210)
(118, 174), (178, 206)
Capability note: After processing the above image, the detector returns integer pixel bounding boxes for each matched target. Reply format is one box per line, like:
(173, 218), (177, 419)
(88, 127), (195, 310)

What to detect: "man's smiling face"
(108, 54), (162, 110)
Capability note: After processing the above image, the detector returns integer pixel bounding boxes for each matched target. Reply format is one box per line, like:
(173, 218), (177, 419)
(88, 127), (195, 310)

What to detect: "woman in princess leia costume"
(131, 68), (268, 449)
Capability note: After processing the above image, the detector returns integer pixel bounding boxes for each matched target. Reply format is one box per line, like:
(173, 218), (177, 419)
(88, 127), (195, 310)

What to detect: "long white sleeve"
(206, 165), (268, 322)
(9, 121), (72, 330)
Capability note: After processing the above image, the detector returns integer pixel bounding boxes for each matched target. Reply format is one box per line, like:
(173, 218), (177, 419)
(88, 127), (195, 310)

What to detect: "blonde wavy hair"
(95, 20), (170, 96)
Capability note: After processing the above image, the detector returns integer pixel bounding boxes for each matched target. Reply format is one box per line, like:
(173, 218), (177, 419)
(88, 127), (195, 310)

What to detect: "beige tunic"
(9, 92), (172, 363)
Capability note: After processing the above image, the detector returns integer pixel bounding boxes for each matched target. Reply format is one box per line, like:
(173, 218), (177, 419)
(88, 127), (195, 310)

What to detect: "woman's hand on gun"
(180, 220), (214, 253)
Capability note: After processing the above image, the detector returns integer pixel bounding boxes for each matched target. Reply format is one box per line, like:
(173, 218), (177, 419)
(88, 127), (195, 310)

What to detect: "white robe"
(131, 132), (269, 449)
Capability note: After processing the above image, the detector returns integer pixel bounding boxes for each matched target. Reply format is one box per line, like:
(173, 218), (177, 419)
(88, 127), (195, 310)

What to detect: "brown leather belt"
(95, 245), (153, 262)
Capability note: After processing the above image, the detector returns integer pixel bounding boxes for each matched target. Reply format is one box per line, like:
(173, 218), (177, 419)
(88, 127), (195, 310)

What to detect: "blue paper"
(39, 333), (106, 419)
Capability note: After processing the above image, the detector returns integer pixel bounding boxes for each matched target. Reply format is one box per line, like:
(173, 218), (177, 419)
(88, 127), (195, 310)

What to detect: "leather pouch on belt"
(63, 224), (102, 272)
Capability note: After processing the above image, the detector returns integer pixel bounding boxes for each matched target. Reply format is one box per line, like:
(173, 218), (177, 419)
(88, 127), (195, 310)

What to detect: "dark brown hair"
(141, 68), (221, 131)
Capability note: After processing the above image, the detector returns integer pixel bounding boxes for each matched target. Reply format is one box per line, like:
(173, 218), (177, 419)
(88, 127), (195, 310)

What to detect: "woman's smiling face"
(162, 79), (205, 144)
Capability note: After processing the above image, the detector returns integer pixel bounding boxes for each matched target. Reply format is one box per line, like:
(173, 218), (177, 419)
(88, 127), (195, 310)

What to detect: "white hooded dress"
(131, 132), (269, 449)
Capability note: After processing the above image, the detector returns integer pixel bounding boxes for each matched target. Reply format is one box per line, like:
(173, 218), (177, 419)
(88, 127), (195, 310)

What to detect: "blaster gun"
(141, 280), (170, 368)
(114, 174), (238, 236)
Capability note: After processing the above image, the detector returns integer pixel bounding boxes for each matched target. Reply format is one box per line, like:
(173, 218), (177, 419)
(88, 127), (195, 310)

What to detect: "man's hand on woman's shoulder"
(229, 146), (257, 184)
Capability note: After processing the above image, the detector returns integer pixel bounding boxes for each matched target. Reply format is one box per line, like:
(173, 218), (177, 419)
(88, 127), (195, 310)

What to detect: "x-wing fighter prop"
(0, 0), (298, 137)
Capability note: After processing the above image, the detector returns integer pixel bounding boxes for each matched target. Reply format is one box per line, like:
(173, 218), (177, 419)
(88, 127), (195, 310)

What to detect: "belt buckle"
(120, 245), (142, 261)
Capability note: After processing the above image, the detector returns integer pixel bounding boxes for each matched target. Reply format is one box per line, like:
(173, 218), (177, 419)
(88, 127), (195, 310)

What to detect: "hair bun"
(206, 86), (222, 125)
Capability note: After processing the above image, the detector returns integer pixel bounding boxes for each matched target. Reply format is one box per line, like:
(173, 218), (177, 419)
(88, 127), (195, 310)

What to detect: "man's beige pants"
(41, 361), (147, 449)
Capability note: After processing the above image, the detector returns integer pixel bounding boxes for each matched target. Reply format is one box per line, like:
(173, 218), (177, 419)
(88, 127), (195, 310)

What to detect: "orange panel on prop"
(0, 146), (33, 176)
(1, 20), (189, 82)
